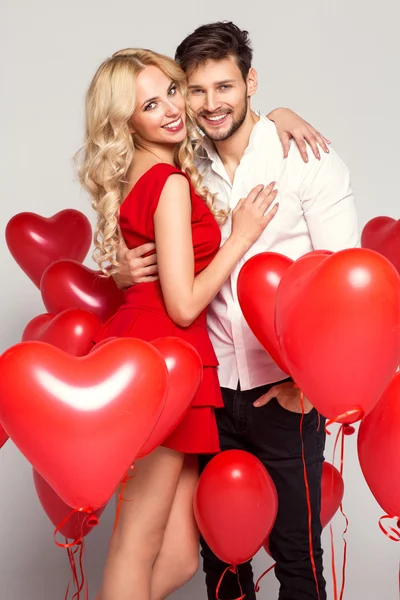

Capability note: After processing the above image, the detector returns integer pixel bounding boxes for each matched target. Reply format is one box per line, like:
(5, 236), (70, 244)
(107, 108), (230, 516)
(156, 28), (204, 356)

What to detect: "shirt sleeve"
(298, 147), (360, 251)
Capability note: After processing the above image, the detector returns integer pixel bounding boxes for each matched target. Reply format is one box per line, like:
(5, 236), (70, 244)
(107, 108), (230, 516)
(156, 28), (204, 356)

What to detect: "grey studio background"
(2, 0), (399, 599)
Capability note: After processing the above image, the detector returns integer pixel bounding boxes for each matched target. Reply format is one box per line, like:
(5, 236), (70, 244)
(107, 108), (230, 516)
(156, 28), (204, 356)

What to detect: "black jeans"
(199, 381), (327, 600)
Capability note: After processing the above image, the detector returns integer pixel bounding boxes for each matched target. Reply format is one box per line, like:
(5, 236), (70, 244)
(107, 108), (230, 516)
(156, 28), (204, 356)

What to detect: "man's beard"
(197, 95), (248, 142)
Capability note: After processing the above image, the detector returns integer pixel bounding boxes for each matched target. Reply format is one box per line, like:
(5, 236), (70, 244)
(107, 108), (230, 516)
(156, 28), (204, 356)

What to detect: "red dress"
(94, 163), (223, 454)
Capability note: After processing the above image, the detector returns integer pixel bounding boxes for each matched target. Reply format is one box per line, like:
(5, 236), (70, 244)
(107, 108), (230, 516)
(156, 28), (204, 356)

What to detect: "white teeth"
(207, 113), (228, 121)
(164, 117), (182, 129)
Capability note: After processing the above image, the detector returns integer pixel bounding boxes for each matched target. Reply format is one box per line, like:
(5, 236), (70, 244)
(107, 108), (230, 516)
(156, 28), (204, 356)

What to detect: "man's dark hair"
(175, 21), (253, 81)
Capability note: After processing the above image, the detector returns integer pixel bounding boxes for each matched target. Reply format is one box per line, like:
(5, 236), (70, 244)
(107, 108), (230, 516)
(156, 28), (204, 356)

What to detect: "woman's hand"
(112, 238), (158, 290)
(230, 183), (279, 249)
(267, 107), (330, 162)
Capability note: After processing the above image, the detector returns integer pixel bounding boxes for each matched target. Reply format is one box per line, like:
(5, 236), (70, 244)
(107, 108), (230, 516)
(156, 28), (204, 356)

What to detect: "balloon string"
(215, 565), (245, 600)
(111, 464), (136, 539)
(325, 407), (363, 434)
(338, 428), (349, 600)
(330, 524), (338, 600)
(54, 507), (98, 549)
(331, 425), (350, 600)
(377, 515), (400, 597)
(78, 541), (89, 600)
(65, 544), (81, 599)
(64, 582), (71, 600)
(330, 425), (341, 600)
(254, 562), (276, 593)
(70, 541), (87, 600)
(299, 390), (321, 600)
(378, 515), (400, 542)
(54, 508), (97, 600)
(64, 581), (71, 600)
(317, 411), (321, 432)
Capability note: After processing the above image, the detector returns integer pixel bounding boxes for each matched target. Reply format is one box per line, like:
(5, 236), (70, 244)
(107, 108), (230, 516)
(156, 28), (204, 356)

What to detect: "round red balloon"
(358, 371), (400, 518)
(5, 210), (92, 288)
(23, 309), (103, 356)
(0, 338), (168, 509)
(137, 337), (202, 459)
(276, 249), (400, 422)
(40, 259), (124, 322)
(361, 216), (400, 275)
(237, 252), (292, 374)
(194, 450), (278, 565)
(33, 469), (106, 540)
(320, 462), (344, 528)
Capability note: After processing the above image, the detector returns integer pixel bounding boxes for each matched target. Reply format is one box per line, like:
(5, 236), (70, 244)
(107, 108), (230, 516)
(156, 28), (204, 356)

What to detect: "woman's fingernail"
(254, 401), (260, 407)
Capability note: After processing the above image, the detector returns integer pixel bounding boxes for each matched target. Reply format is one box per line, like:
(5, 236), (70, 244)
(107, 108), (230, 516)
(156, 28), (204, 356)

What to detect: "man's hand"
(267, 107), (331, 163)
(253, 380), (313, 414)
(112, 236), (159, 290)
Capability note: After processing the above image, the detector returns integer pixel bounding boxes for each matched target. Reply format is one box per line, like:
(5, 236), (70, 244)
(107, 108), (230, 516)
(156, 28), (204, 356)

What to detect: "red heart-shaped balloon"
(40, 260), (124, 322)
(276, 249), (400, 422)
(90, 338), (118, 352)
(33, 469), (106, 540)
(0, 339), (168, 509)
(361, 217), (400, 274)
(358, 371), (400, 519)
(274, 252), (330, 343)
(138, 337), (202, 458)
(91, 337), (203, 457)
(23, 309), (102, 356)
(21, 314), (54, 341)
(237, 252), (293, 374)
(5, 210), (92, 288)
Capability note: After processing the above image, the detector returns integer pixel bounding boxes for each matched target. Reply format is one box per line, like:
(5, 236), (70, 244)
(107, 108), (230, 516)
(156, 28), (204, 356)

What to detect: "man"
(114, 22), (359, 600)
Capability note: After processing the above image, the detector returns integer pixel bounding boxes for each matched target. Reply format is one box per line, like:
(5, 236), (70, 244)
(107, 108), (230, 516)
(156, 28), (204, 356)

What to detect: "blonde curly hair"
(75, 48), (227, 275)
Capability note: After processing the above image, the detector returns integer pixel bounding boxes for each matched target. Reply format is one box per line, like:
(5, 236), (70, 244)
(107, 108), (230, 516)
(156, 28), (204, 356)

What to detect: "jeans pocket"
(269, 398), (318, 429)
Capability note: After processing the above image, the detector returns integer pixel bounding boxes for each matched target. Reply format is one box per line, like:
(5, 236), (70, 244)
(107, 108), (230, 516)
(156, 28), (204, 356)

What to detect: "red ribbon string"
(216, 565), (246, 600)
(325, 407), (364, 435)
(338, 428), (349, 600)
(299, 390), (321, 600)
(378, 515), (400, 542)
(54, 507), (97, 599)
(70, 537), (89, 600)
(111, 464), (136, 539)
(330, 424), (350, 600)
(77, 541), (89, 600)
(254, 562), (276, 593)
(377, 514), (400, 598)
(330, 524), (338, 600)
(54, 507), (98, 549)
(317, 411), (321, 432)
(64, 581), (71, 600)
(65, 544), (81, 599)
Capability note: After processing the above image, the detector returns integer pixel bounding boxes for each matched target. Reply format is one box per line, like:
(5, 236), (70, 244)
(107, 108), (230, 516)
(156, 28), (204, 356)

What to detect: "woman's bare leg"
(151, 455), (200, 600)
(98, 446), (184, 600)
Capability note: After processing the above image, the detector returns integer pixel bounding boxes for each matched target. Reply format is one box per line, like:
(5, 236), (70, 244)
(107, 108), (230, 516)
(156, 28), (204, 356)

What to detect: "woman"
(77, 48), (279, 600)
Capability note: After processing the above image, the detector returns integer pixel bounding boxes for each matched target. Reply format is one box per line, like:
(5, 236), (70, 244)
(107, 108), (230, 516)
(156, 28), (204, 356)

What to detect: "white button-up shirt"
(196, 114), (360, 390)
